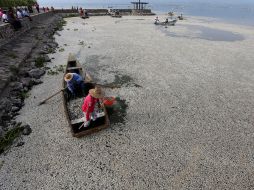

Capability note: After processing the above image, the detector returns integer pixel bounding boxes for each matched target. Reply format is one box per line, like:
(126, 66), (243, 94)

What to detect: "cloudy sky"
(38, 0), (254, 5)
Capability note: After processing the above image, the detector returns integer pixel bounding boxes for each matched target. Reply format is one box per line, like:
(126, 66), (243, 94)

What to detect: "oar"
(38, 88), (66, 106)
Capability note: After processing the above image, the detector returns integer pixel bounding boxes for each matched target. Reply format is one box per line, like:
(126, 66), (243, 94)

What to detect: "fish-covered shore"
(1, 15), (254, 189)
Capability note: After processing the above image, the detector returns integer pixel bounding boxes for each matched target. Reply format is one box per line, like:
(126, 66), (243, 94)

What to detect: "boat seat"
(67, 66), (83, 71)
(71, 117), (86, 125)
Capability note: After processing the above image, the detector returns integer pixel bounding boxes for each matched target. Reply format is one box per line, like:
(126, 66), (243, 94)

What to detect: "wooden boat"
(81, 16), (89, 19)
(81, 12), (89, 19)
(62, 54), (110, 137)
(154, 19), (177, 26)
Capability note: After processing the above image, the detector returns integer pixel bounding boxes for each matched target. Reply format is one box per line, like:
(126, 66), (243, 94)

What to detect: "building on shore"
(110, 0), (155, 16)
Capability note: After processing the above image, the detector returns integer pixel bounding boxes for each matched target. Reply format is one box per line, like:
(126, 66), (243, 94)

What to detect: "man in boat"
(82, 86), (104, 127)
(155, 16), (159, 24)
(64, 73), (85, 96)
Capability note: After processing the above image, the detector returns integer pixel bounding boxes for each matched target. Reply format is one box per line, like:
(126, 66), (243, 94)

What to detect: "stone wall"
(0, 12), (54, 47)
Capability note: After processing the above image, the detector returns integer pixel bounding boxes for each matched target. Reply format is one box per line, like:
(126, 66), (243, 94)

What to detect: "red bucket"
(103, 97), (116, 106)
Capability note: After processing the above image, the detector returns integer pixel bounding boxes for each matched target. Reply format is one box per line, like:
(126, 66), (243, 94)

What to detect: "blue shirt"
(67, 73), (83, 94)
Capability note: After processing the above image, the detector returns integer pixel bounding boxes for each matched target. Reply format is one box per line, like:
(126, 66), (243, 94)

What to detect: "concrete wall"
(0, 12), (54, 47)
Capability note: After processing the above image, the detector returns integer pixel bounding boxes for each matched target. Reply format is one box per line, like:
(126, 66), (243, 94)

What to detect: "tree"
(0, 0), (36, 8)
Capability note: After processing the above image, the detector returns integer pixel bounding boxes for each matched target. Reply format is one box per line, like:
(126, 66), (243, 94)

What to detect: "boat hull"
(62, 54), (110, 137)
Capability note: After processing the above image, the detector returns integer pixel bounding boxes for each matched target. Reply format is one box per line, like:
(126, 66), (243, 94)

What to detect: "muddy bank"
(0, 14), (65, 153)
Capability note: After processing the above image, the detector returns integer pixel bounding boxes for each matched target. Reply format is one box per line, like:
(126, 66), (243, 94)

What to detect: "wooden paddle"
(38, 88), (66, 106)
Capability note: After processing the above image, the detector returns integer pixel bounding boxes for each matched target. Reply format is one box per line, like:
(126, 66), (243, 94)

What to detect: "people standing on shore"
(0, 8), (3, 20)
(7, 7), (22, 30)
(16, 9), (22, 19)
(155, 16), (159, 24)
(35, 3), (40, 13)
(2, 11), (8, 23)
(22, 8), (32, 21)
(82, 86), (104, 127)
(28, 6), (33, 13)
(79, 7), (84, 16)
(42, 7), (45, 12)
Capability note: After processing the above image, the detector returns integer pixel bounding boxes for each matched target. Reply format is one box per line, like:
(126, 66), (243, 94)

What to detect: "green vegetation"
(64, 14), (79, 18)
(47, 65), (65, 75)
(35, 56), (46, 68)
(59, 48), (65, 52)
(7, 52), (17, 59)
(20, 91), (30, 99)
(0, 125), (23, 154)
(56, 20), (67, 31)
(0, 160), (4, 169)
(0, 0), (36, 7)
(47, 48), (55, 54)
(9, 65), (19, 74)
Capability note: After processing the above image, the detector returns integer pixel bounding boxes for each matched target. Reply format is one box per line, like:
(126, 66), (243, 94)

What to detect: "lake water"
(39, 1), (254, 26)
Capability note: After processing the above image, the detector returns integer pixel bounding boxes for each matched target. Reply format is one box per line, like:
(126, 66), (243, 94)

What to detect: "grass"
(47, 65), (65, 75)
(59, 48), (65, 52)
(35, 56), (46, 68)
(20, 91), (30, 99)
(0, 160), (4, 169)
(7, 52), (17, 59)
(64, 14), (79, 18)
(9, 65), (19, 74)
(56, 20), (67, 31)
(0, 125), (23, 154)
(47, 48), (55, 54)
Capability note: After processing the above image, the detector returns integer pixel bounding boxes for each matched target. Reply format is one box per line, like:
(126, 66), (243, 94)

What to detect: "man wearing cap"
(64, 73), (85, 96)
(82, 86), (104, 127)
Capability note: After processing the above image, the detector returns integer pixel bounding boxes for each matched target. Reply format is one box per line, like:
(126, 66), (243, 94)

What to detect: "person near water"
(7, 7), (22, 30)
(82, 86), (104, 127)
(155, 16), (159, 23)
(2, 11), (8, 23)
(22, 8), (32, 21)
(0, 8), (3, 20)
(64, 73), (85, 96)
(35, 3), (40, 13)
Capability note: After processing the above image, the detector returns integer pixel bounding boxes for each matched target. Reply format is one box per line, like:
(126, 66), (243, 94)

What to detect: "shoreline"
(1, 15), (254, 189)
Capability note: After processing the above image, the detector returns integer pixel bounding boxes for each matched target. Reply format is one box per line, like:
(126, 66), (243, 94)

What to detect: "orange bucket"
(103, 97), (116, 106)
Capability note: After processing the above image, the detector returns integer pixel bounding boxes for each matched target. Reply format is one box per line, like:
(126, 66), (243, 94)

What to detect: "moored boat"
(154, 19), (177, 26)
(62, 54), (110, 137)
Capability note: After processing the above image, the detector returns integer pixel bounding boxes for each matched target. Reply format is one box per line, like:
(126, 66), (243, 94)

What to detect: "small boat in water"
(154, 19), (177, 26)
(62, 54), (110, 137)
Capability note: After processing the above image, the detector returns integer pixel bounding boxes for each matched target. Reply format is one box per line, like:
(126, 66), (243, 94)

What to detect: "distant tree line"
(0, 0), (37, 7)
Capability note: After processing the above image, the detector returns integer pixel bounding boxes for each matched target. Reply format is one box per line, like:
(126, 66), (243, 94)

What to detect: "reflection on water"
(152, 2), (254, 26)
(160, 24), (244, 42)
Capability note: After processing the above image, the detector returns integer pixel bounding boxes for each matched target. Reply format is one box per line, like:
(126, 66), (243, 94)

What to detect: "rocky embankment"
(0, 14), (65, 153)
